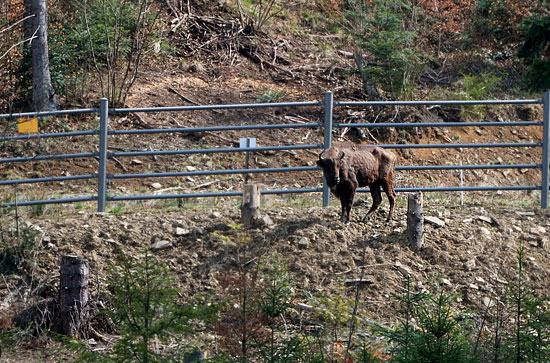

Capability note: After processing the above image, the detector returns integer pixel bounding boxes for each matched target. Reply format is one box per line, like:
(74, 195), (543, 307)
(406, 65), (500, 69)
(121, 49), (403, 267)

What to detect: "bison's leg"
(364, 181), (382, 220)
(381, 179), (396, 221)
(339, 189), (355, 224)
(345, 189), (356, 224)
(339, 197), (347, 222)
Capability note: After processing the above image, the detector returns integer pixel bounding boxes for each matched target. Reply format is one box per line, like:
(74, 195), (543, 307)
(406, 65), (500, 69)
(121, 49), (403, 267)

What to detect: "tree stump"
(58, 255), (89, 337)
(407, 192), (424, 250)
(240, 184), (260, 226)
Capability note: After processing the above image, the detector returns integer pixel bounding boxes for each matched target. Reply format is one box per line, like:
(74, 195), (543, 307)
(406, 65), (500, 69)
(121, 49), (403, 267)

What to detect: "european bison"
(317, 142), (397, 224)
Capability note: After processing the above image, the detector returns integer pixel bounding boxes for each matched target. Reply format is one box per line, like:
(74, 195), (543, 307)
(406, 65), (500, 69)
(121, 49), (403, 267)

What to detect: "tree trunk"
(58, 255), (89, 337)
(353, 47), (381, 101)
(407, 192), (424, 250)
(24, 0), (58, 111)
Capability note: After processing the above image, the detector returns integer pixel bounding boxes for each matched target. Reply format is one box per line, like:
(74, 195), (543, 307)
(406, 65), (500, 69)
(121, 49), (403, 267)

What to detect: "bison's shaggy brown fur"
(317, 142), (397, 224)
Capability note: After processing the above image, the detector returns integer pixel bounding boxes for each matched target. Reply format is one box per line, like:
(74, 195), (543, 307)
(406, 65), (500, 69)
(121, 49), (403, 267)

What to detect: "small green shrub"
(236, 0), (285, 32)
(431, 73), (502, 121)
(343, 0), (429, 99)
(0, 223), (39, 274)
(257, 90), (285, 103)
(72, 249), (218, 362)
(500, 248), (550, 362)
(375, 276), (476, 363)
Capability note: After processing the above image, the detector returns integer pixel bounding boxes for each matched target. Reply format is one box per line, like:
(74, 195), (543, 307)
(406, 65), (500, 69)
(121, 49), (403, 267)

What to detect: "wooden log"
(58, 255), (89, 337)
(240, 184), (260, 226)
(407, 192), (424, 250)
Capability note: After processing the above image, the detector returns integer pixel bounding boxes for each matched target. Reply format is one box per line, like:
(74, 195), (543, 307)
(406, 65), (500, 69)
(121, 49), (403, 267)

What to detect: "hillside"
(1, 0), (549, 361)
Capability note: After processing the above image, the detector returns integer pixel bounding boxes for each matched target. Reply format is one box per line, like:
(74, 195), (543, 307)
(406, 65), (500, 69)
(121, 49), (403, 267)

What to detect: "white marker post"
(240, 137), (256, 184)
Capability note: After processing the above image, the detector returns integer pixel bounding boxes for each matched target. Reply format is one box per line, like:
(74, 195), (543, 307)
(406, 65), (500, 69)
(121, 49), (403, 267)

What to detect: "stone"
(298, 237), (309, 249)
(479, 227), (491, 238)
(106, 238), (120, 246)
(131, 159), (143, 165)
(175, 227), (189, 236)
(192, 226), (206, 235)
(475, 277), (487, 285)
(477, 215), (493, 224)
(441, 278), (452, 286)
(529, 226), (547, 236)
(469, 283), (479, 290)
(344, 278), (373, 287)
(516, 211), (535, 217)
(394, 261), (412, 276)
(424, 216), (445, 228)
(151, 182), (162, 189)
(464, 259), (476, 270)
(482, 297), (493, 308)
(186, 165), (197, 171)
(258, 214), (274, 227)
(211, 211), (222, 218)
(151, 240), (172, 251)
(512, 225), (522, 232)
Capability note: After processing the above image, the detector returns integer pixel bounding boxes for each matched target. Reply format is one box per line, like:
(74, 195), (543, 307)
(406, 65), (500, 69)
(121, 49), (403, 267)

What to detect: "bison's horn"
(338, 151), (345, 160)
(318, 150), (325, 160)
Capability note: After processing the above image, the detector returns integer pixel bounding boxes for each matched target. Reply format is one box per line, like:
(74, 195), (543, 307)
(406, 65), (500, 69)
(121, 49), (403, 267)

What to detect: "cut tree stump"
(240, 184), (260, 226)
(58, 255), (89, 337)
(407, 192), (424, 250)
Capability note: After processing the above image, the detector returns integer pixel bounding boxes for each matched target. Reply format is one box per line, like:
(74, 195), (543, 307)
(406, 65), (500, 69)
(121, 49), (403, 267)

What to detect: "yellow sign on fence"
(17, 117), (38, 134)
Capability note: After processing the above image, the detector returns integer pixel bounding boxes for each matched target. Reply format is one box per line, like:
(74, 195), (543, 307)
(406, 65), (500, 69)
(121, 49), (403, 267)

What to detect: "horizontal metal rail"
(111, 101), (323, 114)
(335, 121), (542, 128)
(0, 152), (95, 163)
(110, 123), (320, 135)
(0, 130), (96, 141)
(108, 187), (322, 201)
(1, 196), (96, 207)
(111, 163), (540, 181)
(0, 174), (96, 185)
(1, 163), (537, 187)
(104, 185), (538, 204)
(391, 185), (540, 192)
(385, 142), (541, 149)
(0, 107), (96, 119)
(110, 144), (321, 158)
(336, 99), (543, 106)
(397, 164), (539, 171)
(111, 166), (318, 180)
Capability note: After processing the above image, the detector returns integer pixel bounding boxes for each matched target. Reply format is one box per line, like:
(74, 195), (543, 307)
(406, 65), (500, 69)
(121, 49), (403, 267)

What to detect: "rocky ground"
(1, 189), (549, 360)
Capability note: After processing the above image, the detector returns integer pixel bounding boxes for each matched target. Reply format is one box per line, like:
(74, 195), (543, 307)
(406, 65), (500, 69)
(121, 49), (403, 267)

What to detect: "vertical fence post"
(97, 98), (108, 212)
(542, 90), (550, 209)
(322, 91), (334, 207)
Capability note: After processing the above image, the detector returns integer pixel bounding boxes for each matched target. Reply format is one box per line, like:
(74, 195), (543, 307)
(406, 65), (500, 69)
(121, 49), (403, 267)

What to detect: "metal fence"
(1, 91), (549, 211)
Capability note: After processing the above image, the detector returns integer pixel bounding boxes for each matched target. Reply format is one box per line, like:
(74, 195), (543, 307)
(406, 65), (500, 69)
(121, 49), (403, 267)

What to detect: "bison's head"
(316, 149), (345, 187)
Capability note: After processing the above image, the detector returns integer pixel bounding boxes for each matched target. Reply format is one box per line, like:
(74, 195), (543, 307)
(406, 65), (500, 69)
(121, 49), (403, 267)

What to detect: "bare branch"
(0, 14), (35, 35)
(0, 24), (39, 61)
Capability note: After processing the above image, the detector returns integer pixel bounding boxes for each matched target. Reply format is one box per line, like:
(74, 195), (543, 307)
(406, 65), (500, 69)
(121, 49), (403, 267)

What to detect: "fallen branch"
(335, 263), (393, 275)
(168, 87), (222, 113)
(193, 179), (220, 189)
(168, 87), (200, 105)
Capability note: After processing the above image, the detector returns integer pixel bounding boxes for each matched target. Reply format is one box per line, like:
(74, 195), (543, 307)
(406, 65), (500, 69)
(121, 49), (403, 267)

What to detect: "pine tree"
(518, 16), (550, 91)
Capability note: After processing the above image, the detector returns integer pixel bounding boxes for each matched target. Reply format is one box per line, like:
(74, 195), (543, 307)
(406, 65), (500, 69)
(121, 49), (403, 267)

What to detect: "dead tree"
(407, 192), (424, 250)
(58, 255), (89, 337)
